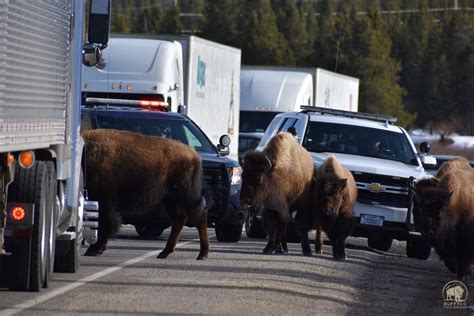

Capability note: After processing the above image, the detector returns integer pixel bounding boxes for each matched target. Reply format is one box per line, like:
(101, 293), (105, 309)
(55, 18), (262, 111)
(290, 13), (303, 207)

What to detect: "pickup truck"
(251, 106), (436, 259)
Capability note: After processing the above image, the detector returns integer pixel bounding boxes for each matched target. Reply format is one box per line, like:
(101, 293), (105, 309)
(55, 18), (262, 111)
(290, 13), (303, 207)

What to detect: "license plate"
(360, 214), (384, 226)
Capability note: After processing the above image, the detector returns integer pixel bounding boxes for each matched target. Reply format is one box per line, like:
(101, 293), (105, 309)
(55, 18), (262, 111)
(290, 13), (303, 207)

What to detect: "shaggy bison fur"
(410, 157), (474, 278)
(82, 129), (210, 260)
(311, 155), (357, 260)
(240, 132), (315, 255)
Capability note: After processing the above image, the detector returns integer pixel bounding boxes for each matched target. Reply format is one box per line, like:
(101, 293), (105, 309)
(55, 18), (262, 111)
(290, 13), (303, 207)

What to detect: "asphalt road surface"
(1, 226), (473, 315)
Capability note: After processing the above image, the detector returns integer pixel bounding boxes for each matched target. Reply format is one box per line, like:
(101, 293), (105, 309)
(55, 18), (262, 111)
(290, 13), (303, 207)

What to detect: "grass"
(422, 142), (474, 160)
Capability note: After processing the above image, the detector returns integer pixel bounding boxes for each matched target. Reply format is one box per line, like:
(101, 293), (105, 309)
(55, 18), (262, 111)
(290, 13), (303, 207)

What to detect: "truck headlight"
(229, 167), (242, 185)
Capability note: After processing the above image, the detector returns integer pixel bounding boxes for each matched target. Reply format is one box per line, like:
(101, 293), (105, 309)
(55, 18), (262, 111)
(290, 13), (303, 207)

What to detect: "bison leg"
(157, 215), (186, 259)
(275, 220), (288, 254)
(195, 213), (209, 260)
(314, 224), (324, 255)
(85, 202), (120, 256)
(262, 209), (278, 254)
(332, 235), (347, 260)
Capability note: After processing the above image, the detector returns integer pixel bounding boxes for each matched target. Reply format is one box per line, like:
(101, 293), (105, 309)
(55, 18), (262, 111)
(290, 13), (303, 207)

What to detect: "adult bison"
(312, 155), (357, 260)
(83, 129), (210, 260)
(240, 132), (315, 255)
(410, 158), (474, 278)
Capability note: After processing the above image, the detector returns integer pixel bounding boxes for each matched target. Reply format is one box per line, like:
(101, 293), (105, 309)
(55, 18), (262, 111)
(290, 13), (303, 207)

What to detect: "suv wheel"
(368, 237), (393, 252)
(215, 223), (242, 242)
(134, 224), (165, 238)
(406, 235), (431, 260)
(245, 214), (266, 238)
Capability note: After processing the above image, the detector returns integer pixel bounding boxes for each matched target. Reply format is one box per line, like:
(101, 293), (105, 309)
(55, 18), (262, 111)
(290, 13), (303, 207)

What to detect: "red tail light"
(10, 206), (27, 222)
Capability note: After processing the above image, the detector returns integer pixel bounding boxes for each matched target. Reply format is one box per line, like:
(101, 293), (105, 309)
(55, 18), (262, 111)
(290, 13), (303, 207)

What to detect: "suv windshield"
(302, 122), (418, 165)
(93, 114), (216, 153)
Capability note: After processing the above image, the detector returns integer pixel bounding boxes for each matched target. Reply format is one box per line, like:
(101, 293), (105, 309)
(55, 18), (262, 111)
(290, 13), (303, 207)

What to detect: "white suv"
(254, 106), (436, 260)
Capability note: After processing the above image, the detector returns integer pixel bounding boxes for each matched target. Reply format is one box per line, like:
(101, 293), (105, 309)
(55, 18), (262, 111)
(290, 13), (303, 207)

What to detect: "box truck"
(0, 0), (109, 291)
(82, 34), (241, 160)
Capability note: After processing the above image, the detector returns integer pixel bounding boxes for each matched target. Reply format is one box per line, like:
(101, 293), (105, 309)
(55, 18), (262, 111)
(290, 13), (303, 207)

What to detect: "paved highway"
(0, 226), (472, 315)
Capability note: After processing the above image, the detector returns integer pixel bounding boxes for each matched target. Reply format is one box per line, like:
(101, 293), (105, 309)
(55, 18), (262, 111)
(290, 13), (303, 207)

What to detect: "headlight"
(229, 166), (242, 185)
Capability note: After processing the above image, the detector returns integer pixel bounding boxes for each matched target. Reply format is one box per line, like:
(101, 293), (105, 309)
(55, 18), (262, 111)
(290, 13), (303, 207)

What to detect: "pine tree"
(161, 4), (183, 34)
(239, 0), (288, 65)
(200, 0), (241, 48)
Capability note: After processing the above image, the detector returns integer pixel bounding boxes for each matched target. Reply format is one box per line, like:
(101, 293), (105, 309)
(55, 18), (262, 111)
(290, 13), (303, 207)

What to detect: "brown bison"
(312, 155), (357, 260)
(83, 129), (210, 260)
(437, 156), (472, 178)
(240, 132), (315, 255)
(410, 158), (474, 278)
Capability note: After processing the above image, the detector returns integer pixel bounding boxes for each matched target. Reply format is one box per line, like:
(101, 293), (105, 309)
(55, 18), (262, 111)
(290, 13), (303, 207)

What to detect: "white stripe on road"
(1, 238), (201, 316)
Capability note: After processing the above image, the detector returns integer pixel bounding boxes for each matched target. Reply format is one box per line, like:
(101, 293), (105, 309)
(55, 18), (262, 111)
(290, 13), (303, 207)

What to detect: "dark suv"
(81, 106), (246, 242)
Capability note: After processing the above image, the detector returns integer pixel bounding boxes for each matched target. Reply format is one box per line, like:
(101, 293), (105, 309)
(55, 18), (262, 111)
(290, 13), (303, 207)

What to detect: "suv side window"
(279, 118), (297, 133)
(81, 112), (93, 131)
(258, 116), (283, 149)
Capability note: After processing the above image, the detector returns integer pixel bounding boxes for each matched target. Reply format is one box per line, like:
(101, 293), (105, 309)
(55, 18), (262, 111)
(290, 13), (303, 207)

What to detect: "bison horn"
(264, 156), (273, 172)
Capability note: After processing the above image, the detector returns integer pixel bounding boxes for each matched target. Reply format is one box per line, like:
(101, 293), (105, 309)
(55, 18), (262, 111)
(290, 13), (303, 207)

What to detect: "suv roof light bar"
(85, 97), (169, 111)
(300, 106), (398, 124)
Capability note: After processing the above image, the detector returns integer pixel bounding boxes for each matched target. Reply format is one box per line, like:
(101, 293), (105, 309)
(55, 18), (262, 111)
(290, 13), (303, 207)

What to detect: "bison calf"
(312, 155), (357, 260)
(83, 129), (210, 260)
(240, 132), (315, 255)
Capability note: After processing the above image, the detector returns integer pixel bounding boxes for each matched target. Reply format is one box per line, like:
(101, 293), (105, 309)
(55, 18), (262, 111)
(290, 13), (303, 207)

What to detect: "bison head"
(315, 174), (347, 220)
(240, 151), (273, 207)
(410, 186), (452, 242)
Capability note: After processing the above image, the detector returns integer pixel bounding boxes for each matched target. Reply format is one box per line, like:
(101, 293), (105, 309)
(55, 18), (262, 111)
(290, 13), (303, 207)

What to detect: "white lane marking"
(1, 238), (202, 316)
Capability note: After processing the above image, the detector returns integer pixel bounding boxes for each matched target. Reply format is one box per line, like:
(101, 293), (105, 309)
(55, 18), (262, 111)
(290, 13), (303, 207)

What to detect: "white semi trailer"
(82, 34), (242, 160)
(0, 0), (109, 291)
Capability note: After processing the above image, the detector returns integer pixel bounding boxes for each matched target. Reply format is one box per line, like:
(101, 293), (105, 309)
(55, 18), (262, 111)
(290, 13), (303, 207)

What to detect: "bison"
(240, 132), (315, 255)
(410, 158), (474, 278)
(82, 129), (210, 260)
(312, 155), (357, 260)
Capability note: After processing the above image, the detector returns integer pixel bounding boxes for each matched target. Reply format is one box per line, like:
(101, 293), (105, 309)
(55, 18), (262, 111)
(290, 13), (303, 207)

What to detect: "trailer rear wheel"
(8, 161), (49, 291)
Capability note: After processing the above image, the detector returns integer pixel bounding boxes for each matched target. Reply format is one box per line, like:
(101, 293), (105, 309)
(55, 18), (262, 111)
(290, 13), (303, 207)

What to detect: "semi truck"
(82, 34), (241, 160)
(0, 0), (109, 291)
(240, 66), (359, 135)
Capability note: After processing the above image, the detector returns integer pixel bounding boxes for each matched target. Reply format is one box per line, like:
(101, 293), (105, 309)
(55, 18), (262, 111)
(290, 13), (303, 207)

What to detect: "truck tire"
(406, 235), (431, 260)
(245, 214), (266, 239)
(8, 161), (49, 291)
(134, 224), (165, 238)
(368, 237), (393, 252)
(54, 171), (83, 273)
(215, 223), (242, 242)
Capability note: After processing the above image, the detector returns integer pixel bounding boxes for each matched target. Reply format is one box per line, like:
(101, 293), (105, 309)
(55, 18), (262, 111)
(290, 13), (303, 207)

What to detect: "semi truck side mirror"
(83, 0), (110, 67)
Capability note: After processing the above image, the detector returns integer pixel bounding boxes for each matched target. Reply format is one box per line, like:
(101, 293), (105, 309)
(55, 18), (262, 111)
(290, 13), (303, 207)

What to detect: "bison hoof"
(262, 247), (275, 255)
(333, 254), (347, 261)
(315, 249), (323, 255)
(275, 247), (287, 255)
(84, 248), (103, 256)
(196, 253), (208, 260)
(157, 251), (170, 259)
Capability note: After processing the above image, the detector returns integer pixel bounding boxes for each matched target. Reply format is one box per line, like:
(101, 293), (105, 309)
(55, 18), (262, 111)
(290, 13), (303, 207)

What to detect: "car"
(81, 105), (247, 242)
(424, 154), (474, 175)
(252, 106), (438, 259)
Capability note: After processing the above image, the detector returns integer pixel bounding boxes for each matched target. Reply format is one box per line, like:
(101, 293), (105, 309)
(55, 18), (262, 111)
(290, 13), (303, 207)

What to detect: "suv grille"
(203, 165), (230, 221)
(352, 172), (410, 208)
